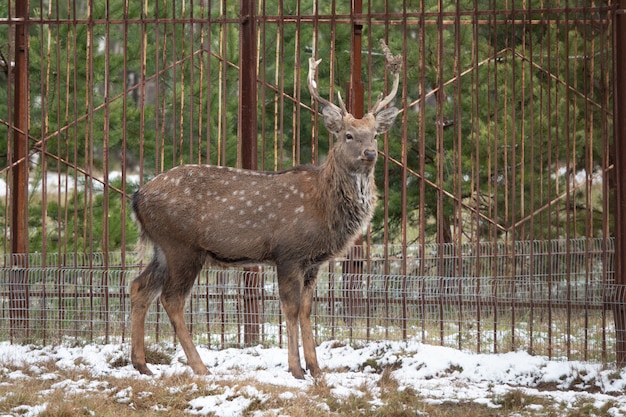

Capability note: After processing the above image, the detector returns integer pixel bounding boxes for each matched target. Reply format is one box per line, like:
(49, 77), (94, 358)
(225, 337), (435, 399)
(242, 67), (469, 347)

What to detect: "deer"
(129, 40), (401, 379)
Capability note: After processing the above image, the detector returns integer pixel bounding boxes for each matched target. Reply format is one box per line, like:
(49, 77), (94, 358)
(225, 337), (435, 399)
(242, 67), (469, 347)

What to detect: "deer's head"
(308, 41), (400, 174)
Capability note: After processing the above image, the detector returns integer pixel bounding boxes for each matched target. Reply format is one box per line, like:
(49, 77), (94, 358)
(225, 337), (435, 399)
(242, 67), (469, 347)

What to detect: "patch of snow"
(0, 340), (625, 416)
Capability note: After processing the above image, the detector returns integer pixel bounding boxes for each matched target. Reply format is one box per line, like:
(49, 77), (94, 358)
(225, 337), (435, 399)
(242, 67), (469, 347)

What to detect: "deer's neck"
(317, 155), (377, 238)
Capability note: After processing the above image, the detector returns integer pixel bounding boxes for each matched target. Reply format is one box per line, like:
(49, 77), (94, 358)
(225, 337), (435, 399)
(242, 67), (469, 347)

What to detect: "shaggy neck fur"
(315, 150), (377, 253)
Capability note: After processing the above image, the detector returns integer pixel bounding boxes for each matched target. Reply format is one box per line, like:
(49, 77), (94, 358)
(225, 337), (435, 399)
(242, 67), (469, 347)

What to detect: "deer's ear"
(375, 107), (399, 134)
(322, 106), (344, 135)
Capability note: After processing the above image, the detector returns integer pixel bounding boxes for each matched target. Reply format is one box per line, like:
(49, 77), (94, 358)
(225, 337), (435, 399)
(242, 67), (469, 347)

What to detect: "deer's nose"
(363, 149), (377, 162)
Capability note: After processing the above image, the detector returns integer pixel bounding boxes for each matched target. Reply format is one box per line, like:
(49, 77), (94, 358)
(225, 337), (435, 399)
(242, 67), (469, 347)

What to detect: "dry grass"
(0, 359), (619, 417)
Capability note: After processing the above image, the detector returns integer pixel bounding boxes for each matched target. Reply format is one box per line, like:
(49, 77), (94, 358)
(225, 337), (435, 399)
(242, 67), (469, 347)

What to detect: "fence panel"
(0, 239), (617, 362)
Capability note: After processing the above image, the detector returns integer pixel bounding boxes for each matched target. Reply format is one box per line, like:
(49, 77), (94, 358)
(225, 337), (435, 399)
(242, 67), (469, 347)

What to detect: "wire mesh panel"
(0, 241), (618, 362)
(0, 1), (621, 364)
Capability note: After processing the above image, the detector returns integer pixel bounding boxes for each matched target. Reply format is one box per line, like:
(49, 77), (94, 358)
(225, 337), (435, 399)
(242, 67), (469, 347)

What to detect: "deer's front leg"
(160, 292), (208, 375)
(300, 266), (321, 377)
(299, 284), (321, 377)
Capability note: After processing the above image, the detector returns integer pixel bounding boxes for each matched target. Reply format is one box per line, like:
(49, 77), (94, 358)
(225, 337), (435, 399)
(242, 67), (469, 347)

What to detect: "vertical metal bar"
(240, 0), (260, 346)
(582, 8), (594, 361)
(363, 7), (373, 336)
(509, 1), (518, 354)
(37, 0), (48, 287)
(510, 2), (524, 355)
(454, 0), (462, 351)
(563, 5), (572, 361)
(327, 0), (337, 341)
(138, 0), (147, 179)
(276, 13), (284, 171)
(399, 1), (409, 341)
(118, 0), (130, 344)
(612, 0), (626, 367)
(417, 0), (427, 345)
(471, 0), (482, 354)
(543, 8), (554, 359)
(526, 0), (536, 356)
(9, 0), (31, 339)
(292, 0), (301, 166)
(219, 2), (228, 166)
(188, 0), (197, 164)
(342, 0), (365, 332)
(171, 1), (180, 167)
(204, 2), (213, 165)
(601, 5), (613, 365)
(380, 0), (392, 341)
(436, 0), (445, 346)
(348, 0), (364, 118)
(101, 0), (112, 343)
(258, 0), (267, 171)
(10, 0), (29, 257)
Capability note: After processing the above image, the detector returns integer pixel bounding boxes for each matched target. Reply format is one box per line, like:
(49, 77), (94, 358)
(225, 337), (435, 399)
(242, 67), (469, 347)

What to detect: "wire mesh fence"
(1, 237), (618, 363)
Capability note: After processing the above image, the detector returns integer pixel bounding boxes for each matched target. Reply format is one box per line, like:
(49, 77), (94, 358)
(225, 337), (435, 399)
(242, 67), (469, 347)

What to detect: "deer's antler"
(308, 57), (345, 115)
(368, 40), (401, 115)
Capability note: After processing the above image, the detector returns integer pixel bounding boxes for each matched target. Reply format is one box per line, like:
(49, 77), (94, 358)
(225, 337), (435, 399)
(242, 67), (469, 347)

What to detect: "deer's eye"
(345, 133), (354, 141)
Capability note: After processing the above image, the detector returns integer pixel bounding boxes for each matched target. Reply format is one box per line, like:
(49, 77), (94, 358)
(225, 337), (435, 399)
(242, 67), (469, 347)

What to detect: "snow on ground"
(1, 339), (626, 416)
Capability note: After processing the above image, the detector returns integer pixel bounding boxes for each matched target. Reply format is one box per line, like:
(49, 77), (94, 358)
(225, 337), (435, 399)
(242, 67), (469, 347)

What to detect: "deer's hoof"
(191, 364), (210, 376)
(308, 366), (323, 379)
(133, 363), (154, 376)
(290, 367), (306, 380)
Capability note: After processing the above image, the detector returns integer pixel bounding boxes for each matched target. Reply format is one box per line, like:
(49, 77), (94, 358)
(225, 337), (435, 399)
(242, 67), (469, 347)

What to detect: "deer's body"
(130, 46), (400, 379)
(134, 161), (375, 268)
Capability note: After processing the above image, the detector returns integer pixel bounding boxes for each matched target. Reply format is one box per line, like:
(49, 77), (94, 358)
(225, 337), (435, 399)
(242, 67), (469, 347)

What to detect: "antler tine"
(308, 57), (343, 114)
(369, 40), (402, 114)
(337, 91), (348, 114)
(369, 72), (399, 115)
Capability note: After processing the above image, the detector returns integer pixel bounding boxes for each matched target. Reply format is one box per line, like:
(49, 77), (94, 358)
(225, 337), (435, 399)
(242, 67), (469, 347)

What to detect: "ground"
(1, 339), (625, 416)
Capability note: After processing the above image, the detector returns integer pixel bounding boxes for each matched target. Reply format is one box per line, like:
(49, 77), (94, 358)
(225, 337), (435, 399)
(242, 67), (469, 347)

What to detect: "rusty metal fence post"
(341, 0), (367, 328)
(240, 0), (260, 345)
(613, 0), (626, 367)
(9, 0), (30, 340)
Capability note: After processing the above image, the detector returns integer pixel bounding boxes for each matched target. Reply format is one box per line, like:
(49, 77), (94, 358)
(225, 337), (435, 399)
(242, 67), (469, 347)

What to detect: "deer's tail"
(131, 190), (151, 264)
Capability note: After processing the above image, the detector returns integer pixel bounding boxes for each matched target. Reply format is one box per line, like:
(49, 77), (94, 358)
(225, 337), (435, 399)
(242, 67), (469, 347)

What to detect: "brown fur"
(129, 60), (399, 379)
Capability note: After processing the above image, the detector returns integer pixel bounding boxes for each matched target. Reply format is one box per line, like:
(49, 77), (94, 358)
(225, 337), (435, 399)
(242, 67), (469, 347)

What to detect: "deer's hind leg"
(159, 250), (208, 375)
(130, 251), (168, 375)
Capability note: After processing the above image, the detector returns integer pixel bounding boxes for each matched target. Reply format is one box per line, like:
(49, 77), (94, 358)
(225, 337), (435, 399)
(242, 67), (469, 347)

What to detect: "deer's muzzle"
(363, 149), (377, 162)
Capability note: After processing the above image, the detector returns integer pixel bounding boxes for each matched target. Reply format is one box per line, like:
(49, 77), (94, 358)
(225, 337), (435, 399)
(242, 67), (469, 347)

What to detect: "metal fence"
(0, 237), (618, 362)
(1, 0), (623, 364)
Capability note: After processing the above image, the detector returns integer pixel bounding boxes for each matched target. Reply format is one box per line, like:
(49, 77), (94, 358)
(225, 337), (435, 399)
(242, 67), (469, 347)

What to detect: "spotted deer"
(130, 41), (401, 379)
